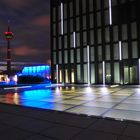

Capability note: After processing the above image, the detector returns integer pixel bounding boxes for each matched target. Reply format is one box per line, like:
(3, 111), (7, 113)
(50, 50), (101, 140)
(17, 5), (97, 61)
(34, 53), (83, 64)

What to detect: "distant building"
(21, 65), (51, 79)
(0, 62), (48, 82)
(51, 0), (140, 84)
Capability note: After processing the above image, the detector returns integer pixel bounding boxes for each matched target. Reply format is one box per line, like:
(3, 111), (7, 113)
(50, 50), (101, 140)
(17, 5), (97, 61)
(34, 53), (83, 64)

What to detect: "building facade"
(51, 0), (140, 84)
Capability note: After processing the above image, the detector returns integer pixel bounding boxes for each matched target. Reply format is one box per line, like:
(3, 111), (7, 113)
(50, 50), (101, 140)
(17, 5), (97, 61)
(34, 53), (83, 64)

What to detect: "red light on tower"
(5, 31), (14, 40)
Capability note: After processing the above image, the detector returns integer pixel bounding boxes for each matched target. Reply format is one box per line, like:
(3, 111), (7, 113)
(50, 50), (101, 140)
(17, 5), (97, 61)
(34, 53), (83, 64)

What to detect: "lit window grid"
(51, 0), (139, 84)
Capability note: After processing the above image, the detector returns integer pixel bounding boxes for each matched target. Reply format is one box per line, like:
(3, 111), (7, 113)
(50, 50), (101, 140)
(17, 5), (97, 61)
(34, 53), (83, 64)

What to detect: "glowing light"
(103, 61), (105, 85)
(110, 85), (119, 88)
(73, 32), (76, 48)
(4, 86), (32, 90)
(6, 77), (10, 83)
(65, 69), (69, 83)
(119, 41), (122, 60)
(59, 70), (63, 83)
(56, 64), (59, 84)
(61, 3), (64, 35)
(13, 75), (18, 82)
(139, 59), (140, 85)
(87, 45), (90, 85)
(109, 0), (112, 25)
(71, 70), (75, 83)
(5, 31), (14, 40)
(135, 88), (140, 95)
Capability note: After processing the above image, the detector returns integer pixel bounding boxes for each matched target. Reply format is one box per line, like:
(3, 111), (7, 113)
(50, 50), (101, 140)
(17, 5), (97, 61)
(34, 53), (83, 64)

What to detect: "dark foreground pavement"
(0, 103), (140, 140)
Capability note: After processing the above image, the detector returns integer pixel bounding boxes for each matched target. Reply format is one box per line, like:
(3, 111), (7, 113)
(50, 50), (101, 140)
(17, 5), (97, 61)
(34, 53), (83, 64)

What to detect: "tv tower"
(4, 21), (14, 77)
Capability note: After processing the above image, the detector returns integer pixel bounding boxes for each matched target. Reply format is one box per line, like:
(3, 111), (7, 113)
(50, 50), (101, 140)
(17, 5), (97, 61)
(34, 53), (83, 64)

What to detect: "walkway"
(0, 103), (140, 140)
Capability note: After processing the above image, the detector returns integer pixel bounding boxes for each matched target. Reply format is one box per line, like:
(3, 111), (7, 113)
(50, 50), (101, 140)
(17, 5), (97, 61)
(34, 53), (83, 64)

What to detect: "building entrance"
(123, 65), (138, 84)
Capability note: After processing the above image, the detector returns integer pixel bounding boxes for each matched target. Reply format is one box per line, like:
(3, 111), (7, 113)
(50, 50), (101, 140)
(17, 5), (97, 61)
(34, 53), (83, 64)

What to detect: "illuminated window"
(131, 22), (137, 39)
(91, 64), (95, 83)
(84, 64), (88, 83)
(97, 12), (101, 27)
(114, 63), (120, 83)
(105, 45), (110, 60)
(122, 42), (128, 59)
(113, 43), (119, 60)
(70, 50), (74, 63)
(77, 49), (80, 63)
(105, 27), (110, 42)
(64, 50), (68, 64)
(132, 41), (138, 58)
(82, 0), (86, 13)
(90, 47), (95, 61)
(122, 24), (128, 40)
(83, 47), (87, 62)
(97, 29), (102, 44)
(76, 0), (80, 16)
(69, 2), (73, 17)
(96, 0), (101, 10)
(98, 46), (102, 61)
(89, 0), (93, 12)
(90, 14), (94, 29)
(90, 30), (94, 45)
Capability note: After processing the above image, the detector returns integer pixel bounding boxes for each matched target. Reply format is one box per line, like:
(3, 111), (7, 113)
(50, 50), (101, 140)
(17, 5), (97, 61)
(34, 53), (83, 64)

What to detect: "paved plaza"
(1, 84), (140, 122)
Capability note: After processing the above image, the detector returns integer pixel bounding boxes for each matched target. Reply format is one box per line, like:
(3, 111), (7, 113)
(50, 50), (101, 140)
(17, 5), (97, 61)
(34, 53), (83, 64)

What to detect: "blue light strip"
(22, 65), (50, 78)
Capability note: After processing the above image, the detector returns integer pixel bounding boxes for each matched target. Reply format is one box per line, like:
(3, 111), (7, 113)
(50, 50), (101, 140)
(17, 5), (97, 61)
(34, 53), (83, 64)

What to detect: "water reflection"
(13, 93), (19, 105)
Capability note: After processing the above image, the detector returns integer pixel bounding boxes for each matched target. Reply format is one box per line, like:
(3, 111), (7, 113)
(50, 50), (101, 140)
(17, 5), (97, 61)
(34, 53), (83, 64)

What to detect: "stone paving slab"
(0, 103), (140, 140)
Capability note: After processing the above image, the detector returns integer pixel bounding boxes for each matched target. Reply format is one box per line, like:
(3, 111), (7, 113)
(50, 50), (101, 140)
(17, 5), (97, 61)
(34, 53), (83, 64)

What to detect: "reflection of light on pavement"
(22, 89), (52, 100)
(59, 87), (63, 91)
(66, 87), (69, 90)
(55, 87), (62, 95)
(110, 85), (119, 88)
(4, 86), (32, 90)
(13, 93), (19, 105)
(21, 101), (45, 108)
(85, 87), (92, 93)
(134, 88), (140, 95)
(71, 86), (75, 90)
(21, 89), (52, 108)
(5, 93), (13, 104)
(100, 87), (109, 95)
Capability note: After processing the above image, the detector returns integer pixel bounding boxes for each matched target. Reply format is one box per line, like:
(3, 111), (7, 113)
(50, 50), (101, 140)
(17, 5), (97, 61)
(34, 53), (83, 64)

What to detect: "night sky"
(0, 0), (50, 64)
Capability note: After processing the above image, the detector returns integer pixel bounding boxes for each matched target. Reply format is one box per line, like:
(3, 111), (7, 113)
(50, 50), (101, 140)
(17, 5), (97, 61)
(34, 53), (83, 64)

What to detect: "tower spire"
(4, 20), (14, 77)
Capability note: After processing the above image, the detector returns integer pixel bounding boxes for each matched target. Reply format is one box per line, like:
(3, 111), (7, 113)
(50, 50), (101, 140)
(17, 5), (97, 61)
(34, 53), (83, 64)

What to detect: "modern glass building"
(51, 0), (140, 85)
